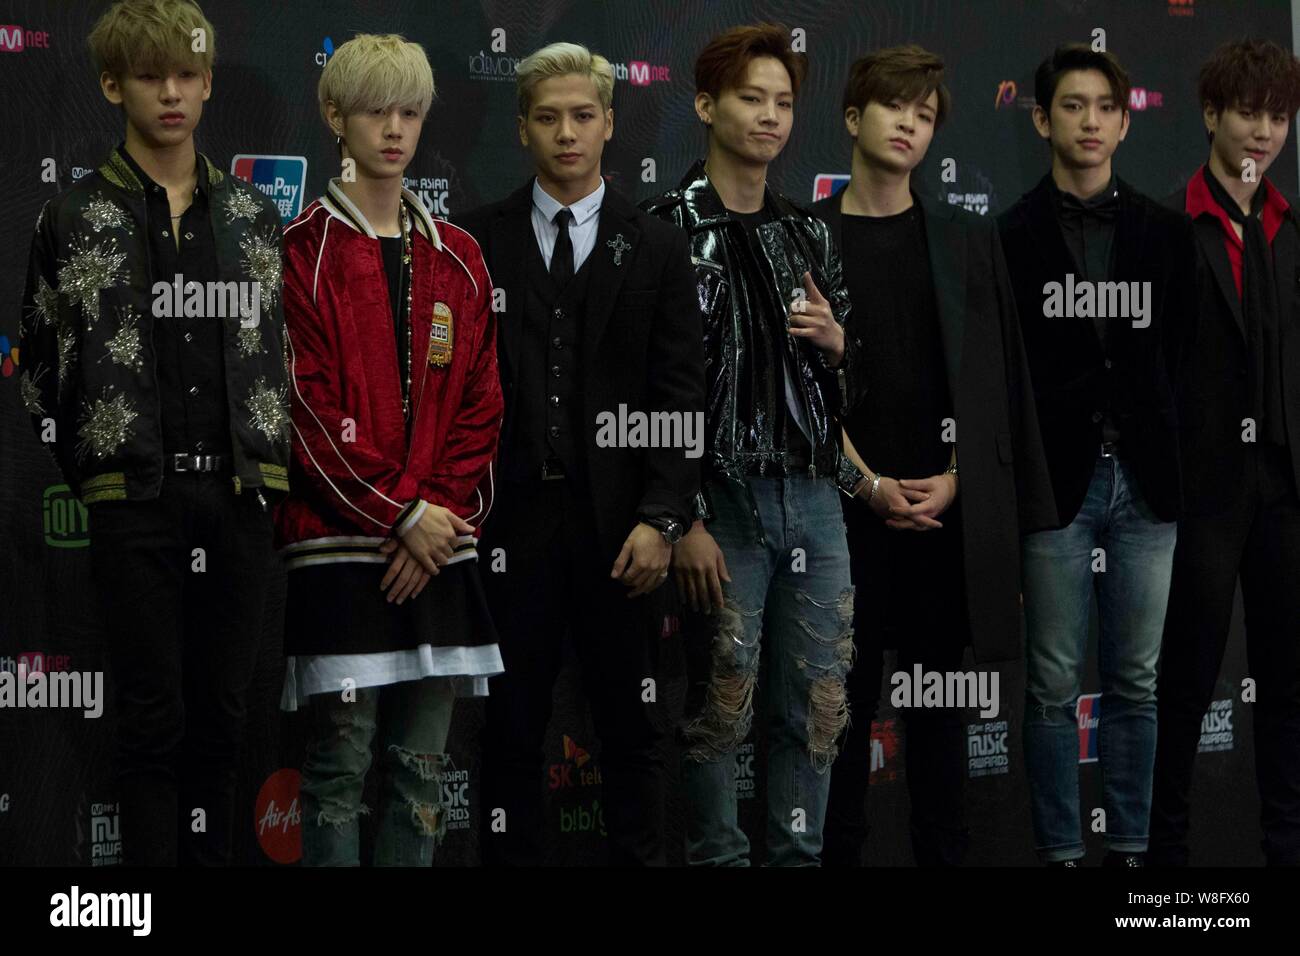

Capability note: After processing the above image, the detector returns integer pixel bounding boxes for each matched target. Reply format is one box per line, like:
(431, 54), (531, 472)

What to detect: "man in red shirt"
(1152, 38), (1300, 867)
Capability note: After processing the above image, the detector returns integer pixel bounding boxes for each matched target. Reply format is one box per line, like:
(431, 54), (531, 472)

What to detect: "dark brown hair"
(694, 22), (807, 99)
(1198, 37), (1300, 117)
(841, 44), (950, 127)
(1034, 43), (1131, 113)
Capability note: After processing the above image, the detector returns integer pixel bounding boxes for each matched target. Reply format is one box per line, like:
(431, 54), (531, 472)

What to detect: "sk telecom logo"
(813, 174), (850, 202)
(0, 25), (51, 52)
(231, 155), (307, 221)
(563, 734), (591, 768)
(1077, 693), (1101, 763)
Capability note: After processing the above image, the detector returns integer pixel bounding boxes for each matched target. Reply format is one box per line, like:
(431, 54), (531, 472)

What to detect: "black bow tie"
(1058, 188), (1120, 224)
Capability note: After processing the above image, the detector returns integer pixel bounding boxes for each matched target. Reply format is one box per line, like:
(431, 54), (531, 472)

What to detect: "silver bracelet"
(868, 473), (883, 501)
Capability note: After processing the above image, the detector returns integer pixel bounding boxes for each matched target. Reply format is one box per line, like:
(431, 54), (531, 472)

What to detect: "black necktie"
(551, 208), (574, 288)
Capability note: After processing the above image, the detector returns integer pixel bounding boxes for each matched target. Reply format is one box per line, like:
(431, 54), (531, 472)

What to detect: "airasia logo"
(255, 768), (302, 864)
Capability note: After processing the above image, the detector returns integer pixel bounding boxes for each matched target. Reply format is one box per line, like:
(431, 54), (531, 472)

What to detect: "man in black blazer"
(811, 45), (1056, 867)
(454, 42), (704, 866)
(1151, 38), (1300, 867)
(999, 45), (1195, 867)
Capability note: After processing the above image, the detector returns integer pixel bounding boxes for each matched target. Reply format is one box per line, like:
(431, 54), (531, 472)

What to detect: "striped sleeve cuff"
(393, 499), (429, 538)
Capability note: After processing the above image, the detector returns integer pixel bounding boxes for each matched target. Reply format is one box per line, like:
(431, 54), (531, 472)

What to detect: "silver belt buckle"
(1100, 442), (1118, 459)
(172, 452), (193, 471)
(541, 460), (564, 481)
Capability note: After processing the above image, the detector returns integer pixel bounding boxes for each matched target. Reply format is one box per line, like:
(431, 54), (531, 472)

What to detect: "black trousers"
(88, 472), (273, 866)
(824, 500), (970, 867)
(1151, 443), (1300, 866)
(477, 478), (666, 866)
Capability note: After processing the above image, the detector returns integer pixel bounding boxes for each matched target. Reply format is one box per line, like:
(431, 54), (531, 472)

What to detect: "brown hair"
(88, 0), (215, 78)
(694, 22), (807, 99)
(1034, 43), (1130, 113)
(1198, 37), (1300, 117)
(841, 44), (950, 127)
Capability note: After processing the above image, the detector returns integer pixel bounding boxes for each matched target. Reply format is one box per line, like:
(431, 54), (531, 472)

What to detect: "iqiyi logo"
(44, 484), (89, 548)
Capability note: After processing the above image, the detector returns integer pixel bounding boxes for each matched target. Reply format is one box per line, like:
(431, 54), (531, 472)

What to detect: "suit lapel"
(488, 182), (534, 380)
(1195, 217), (1246, 340)
(1110, 181), (1148, 353)
(1024, 175), (1106, 356)
(583, 188), (639, 357)
(918, 193), (966, 390)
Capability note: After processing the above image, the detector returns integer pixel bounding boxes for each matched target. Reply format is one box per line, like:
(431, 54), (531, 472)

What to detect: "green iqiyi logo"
(43, 485), (89, 548)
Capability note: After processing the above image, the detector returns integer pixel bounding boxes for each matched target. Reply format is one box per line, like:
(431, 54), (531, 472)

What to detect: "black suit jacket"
(454, 180), (705, 558)
(998, 175), (1194, 526)
(1166, 177), (1300, 517)
(813, 189), (1056, 663)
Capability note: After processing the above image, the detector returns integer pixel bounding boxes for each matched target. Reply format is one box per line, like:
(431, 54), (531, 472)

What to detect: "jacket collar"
(99, 143), (223, 197)
(677, 158), (805, 231)
(321, 177), (442, 248)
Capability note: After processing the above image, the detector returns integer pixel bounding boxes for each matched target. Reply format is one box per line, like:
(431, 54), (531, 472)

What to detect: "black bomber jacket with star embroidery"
(17, 146), (290, 504)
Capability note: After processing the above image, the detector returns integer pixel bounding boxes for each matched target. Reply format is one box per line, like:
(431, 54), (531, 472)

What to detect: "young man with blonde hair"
(18, 0), (289, 866)
(278, 33), (503, 866)
(456, 41), (703, 866)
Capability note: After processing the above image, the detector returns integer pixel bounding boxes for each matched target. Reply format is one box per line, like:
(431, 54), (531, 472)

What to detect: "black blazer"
(813, 189), (1057, 663)
(454, 180), (705, 558)
(1166, 178), (1300, 517)
(998, 175), (1194, 526)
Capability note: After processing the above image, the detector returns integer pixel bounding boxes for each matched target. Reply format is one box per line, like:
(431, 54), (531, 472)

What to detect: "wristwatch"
(644, 516), (686, 545)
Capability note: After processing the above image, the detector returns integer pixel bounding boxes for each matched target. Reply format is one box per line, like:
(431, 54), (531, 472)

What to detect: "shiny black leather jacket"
(641, 161), (866, 516)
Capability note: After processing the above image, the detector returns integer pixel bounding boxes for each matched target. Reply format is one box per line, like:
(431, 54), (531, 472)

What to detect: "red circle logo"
(254, 768), (302, 864)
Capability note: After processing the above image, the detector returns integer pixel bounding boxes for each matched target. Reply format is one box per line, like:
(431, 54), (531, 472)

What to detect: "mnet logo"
(628, 61), (670, 86)
(1129, 87), (1165, 111)
(813, 174), (850, 202)
(0, 25), (51, 53)
(1077, 693), (1101, 764)
(231, 154), (307, 221)
(1169, 0), (1194, 16)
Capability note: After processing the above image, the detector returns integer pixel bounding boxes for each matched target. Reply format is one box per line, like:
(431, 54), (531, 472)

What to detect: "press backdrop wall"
(1, 0), (1293, 866)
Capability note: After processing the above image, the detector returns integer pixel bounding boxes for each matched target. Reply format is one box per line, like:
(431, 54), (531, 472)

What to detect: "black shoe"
(1103, 852), (1145, 867)
(1047, 859), (1081, 867)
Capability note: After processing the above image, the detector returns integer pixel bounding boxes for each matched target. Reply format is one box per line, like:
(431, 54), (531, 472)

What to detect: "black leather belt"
(167, 452), (229, 473)
(1100, 441), (1122, 459)
(541, 457), (567, 481)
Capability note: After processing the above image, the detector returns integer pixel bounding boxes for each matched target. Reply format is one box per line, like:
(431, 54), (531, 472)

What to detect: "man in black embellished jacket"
(642, 23), (865, 866)
(17, 0), (288, 866)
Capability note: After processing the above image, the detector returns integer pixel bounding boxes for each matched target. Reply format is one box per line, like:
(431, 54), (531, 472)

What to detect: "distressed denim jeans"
(681, 475), (855, 866)
(299, 676), (456, 867)
(1021, 454), (1177, 863)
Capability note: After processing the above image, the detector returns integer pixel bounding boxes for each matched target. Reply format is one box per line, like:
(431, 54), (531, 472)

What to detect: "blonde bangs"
(318, 34), (435, 127)
(88, 0), (215, 78)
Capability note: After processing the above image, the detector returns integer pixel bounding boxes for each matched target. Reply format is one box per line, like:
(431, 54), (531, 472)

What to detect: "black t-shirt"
(378, 233), (407, 408)
(727, 202), (813, 458)
(839, 205), (952, 481)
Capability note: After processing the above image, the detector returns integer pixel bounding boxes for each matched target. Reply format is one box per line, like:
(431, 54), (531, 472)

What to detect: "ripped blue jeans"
(680, 475), (855, 866)
(299, 677), (456, 867)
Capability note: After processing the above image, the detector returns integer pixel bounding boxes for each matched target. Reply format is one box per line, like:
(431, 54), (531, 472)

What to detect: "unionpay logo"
(813, 174), (850, 202)
(1077, 693), (1101, 764)
(231, 155), (307, 221)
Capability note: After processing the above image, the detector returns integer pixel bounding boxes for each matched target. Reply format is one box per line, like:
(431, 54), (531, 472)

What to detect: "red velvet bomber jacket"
(275, 178), (502, 570)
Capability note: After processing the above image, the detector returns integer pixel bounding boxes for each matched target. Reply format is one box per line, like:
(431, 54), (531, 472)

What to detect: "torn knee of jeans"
(807, 671), (850, 773)
(314, 803), (370, 831)
(388, 745), (447, 783)
(683, 603), (759, 763)
(406, 796), (448, 844)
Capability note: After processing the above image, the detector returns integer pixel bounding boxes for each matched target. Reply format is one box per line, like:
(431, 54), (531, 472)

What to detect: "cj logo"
(995, 81), (1017, 109)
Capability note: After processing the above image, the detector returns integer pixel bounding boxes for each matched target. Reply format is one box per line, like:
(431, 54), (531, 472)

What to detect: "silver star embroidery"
(25, 274), (58, 331)
(236, 323), (263, 358)
(224, 188), (261, 224)
(83, 193), (133, 235)
(246, 375), (289, 444)
(56, 318), (78, 389)
(58, 235), (126, 329)
(77, 388), (138, 462)
(19, 365), (47, 416)
(239, 229), (282, 311)
(103, 306), (144, 372)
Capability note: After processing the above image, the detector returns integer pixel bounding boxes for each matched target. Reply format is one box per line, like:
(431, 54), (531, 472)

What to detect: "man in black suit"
(998, 44), (1195, 866)
(455, 41), (703, 866)
(1151, 38), (1300, 867)
(811, 45), (1056, 867)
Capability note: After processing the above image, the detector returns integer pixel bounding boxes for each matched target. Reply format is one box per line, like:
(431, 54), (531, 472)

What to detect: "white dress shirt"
(530, 177), (605, 272)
